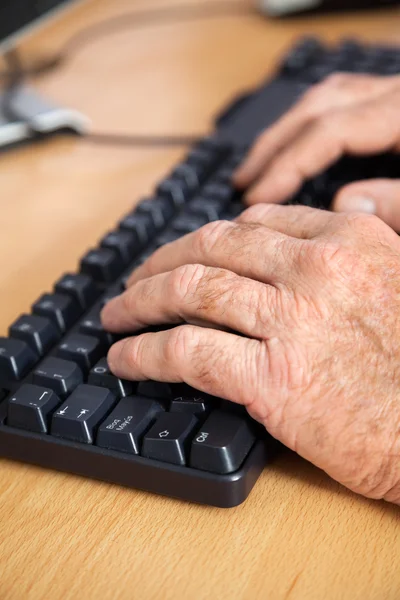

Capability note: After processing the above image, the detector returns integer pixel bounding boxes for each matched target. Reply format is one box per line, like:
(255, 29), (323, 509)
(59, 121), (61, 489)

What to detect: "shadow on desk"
(269, 449), (400, 517)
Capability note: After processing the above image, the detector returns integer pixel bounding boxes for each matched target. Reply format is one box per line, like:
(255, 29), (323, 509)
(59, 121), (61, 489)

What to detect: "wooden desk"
(1, 1), (400, 598)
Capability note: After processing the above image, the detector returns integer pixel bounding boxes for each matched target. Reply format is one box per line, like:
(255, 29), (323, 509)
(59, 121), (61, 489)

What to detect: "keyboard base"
(0, 423), (271, 508)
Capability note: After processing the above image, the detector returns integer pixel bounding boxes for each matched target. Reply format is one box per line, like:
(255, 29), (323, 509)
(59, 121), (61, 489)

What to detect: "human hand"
(234, 73), (400, 230)
(101, 204), (400, 505)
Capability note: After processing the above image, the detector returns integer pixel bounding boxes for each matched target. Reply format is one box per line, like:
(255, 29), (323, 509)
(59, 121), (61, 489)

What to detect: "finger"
(333, 178), (400, 232)
(125, 220), (300, 288)
(246, 90), (400, 205)
(236, 203), (335, 239)
(107, 325), (265, 408)
(102, 264), (280, 338)
(233, 99), (315, 190)
(234, 74), (400, 189)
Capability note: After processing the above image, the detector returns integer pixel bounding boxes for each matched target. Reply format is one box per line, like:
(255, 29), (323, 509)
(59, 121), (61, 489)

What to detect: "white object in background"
(258, 0), (322, 16)
(0, 86), (89, 149)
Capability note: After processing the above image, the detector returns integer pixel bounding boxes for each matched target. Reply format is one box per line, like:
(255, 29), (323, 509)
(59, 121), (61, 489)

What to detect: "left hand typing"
(101, 204), (400, 504)
(234, 73), (400, 230)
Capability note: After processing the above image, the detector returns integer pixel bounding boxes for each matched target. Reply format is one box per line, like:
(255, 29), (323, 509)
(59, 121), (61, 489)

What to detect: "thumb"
(333, 179), (400, 232)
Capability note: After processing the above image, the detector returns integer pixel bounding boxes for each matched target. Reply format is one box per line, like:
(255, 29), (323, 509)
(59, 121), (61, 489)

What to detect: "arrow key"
(7, 384), (61, 433)
(170, 395), (211, 416)
(141, 412), (198, 466)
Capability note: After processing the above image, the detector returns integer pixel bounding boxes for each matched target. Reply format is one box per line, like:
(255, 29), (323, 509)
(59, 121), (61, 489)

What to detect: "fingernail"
(342, 196), (376, 214)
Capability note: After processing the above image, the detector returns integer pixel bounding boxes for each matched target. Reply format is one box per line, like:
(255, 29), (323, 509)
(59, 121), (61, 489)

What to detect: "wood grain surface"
(0, 1), (400, 598)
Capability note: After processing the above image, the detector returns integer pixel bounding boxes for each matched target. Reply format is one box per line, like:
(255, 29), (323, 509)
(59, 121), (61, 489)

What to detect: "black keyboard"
(2, 37), (400, 508)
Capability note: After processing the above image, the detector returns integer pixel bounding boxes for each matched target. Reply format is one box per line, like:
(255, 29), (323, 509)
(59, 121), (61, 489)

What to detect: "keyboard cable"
(0, 1), (258, 148)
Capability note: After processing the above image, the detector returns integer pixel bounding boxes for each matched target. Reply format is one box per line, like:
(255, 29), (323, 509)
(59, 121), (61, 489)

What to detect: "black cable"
(0, 1), (258, 148)
(1, 1), (256, 81)
(83, 132), (204, 147)
(2, 50), (25, 121)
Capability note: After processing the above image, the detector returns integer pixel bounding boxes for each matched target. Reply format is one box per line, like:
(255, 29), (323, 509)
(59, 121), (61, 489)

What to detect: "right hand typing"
(103, 203), (400, 505)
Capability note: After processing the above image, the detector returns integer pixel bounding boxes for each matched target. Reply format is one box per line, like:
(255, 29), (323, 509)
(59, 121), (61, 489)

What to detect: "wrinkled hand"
(101, 204), (400, 505)
(234, 73), (400, 230)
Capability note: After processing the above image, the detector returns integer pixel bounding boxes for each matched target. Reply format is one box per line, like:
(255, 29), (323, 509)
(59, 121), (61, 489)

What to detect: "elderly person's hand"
(234, 73), (400, 230)
(101, 204), (400, 505)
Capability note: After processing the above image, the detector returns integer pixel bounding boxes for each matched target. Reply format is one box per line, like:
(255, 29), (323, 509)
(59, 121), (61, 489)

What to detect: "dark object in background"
(258, 0), (399, 18)
(0, 0), (80, 50)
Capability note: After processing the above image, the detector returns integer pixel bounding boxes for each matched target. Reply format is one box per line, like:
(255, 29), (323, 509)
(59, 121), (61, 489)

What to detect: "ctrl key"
(190, 410), (256, 474)
(7, 384), (61, 433)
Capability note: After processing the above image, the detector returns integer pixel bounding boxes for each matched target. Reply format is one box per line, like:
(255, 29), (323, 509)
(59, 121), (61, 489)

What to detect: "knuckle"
(168, 264), (207, 302)
(301, 73), (348, 103)
(163, 325), (198, 366)
(193, 220), (233, 256)
(239, 203), (278, 224)
(343, 211), (384, 233)
(122, 288), (137, 315)
(251, 285), (282, 334)
(314, 113), (337, 138)
(295, 239), (347, 277)
(123, 337), (143, 370)
(324, 72), (351, 87)
(250, 337), (310, 431)
(297, 239), (364, 290)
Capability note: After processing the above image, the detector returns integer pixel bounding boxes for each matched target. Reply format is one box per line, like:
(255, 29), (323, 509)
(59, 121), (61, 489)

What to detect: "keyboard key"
(135, 197), (175, 229)
(142, 412), (198, 466)
(79, 309), (118, 348)
(154, 229), (182, 248)
(0, 337), (37, 384)
(100, 289), (124, 308)
(51, 385), (116, 444)
(170, 395), (211, 416)
(7, 384), (61, 433)
(131, 245), (158, 267)
(95, 283), (123, 310)
(185, 147), (212, 165)
(96, 395), (164, 454)
(171, 213), (208, 234)
(101, 230), (139, 265)
(119, 212), (155, 245)
(120, 273), (132, 289)
(187, 138), (229, 168)
(170, 163), (205, 188)
(9, 314), (60, 356)
(56, 334), (103, 374)
(156, 179), (188, 208)
(33, 357), (83, 398)
(222, 202), (243, 221)
(32, 293), (80, 332)
(80, 248), (122, 283)
(188, 197), (226, 221)
(88, 358), (135, 397)
(190, 410), (256, 474)
(55, 273), (98, 310)
(136, 380), (174, 400)
(280, 37), (323, 75)
(201, 182), (235, 204)
(198, 136), (232, 155)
